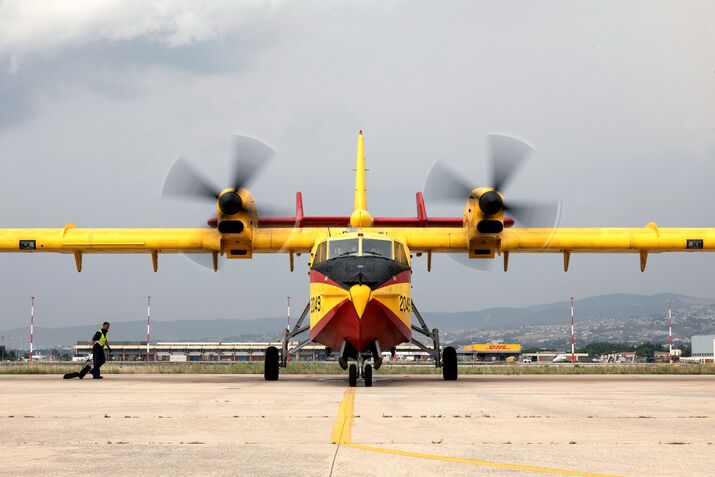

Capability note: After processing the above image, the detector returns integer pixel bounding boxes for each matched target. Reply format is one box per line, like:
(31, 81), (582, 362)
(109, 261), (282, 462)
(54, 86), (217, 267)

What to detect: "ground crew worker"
(90, 322), (111, 379)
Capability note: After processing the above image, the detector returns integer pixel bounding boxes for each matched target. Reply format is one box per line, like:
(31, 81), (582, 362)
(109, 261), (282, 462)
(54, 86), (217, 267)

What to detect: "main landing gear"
(264, 303), (312, 382)
(411, 302), (458, 381)
(263, 300), (458, 384)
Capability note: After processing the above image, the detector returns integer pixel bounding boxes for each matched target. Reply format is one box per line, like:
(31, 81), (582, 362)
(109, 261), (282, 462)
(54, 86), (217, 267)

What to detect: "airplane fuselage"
(308, 233), (412, 357)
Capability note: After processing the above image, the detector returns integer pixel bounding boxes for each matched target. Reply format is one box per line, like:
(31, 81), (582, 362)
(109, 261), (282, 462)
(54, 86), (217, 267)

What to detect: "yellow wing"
(398, 223), (714, 272)
(2, 132), (714, 274)
(501, 225), (714, 254)
(0, 225), (324, 272)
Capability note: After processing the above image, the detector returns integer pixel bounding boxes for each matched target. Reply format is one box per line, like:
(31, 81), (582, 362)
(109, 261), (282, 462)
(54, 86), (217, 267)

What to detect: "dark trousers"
(92, 347), (106, 378)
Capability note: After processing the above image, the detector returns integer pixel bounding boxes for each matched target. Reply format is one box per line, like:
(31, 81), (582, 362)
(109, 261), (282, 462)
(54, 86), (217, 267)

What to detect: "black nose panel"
(312, 256), (410, 290)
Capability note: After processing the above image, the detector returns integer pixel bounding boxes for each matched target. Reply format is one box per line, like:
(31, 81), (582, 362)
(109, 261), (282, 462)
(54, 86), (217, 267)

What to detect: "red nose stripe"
(310, 299), (411, 353)
(374, 270), (411, 290)
(309, 270), (344, 289)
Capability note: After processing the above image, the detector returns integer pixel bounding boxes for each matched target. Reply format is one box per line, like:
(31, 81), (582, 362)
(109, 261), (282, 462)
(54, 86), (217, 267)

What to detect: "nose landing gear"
(364, 363), (373, 387)
(348, 364), (357, 386)
(347, 355), (373, 387)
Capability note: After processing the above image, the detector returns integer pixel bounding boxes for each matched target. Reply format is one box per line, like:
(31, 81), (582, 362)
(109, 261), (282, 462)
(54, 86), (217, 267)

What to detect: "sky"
(1, 0), (715, 334)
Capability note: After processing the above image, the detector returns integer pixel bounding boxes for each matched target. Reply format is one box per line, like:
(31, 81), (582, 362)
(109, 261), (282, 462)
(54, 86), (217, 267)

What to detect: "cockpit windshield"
(328, 239), (359, 258)
(362, 239), (393, 258)
(312, 237), (409, 266)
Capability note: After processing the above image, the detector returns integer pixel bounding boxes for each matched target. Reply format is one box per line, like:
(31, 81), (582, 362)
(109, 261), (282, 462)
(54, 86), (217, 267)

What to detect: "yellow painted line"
(343, 443), (622, 477)
(331, 386), (623, 477)
(330, 388), (355, 444)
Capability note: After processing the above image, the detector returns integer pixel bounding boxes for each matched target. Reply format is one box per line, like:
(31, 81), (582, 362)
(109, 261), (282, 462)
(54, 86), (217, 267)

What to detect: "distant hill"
(2, 292), (714, 348)
(423, 293), (715, 331)
(0, 317), (287, 348)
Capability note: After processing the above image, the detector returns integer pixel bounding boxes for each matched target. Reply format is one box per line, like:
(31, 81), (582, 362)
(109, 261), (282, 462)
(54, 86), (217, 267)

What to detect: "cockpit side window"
(313, 242), (327, 265)
(362, 239), (393, 258)
(328, 239), (359, 259)
(393, 242), (408, 265)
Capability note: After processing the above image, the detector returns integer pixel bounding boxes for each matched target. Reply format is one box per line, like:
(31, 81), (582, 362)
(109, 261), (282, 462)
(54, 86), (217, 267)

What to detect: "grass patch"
(0, 362), (714, 375)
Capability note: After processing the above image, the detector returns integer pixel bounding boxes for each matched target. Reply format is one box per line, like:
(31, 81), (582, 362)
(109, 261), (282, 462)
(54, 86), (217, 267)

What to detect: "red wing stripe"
(258, 216), (464, 228)
(259, 216), (351, 227)
(372, 217), (464, 227)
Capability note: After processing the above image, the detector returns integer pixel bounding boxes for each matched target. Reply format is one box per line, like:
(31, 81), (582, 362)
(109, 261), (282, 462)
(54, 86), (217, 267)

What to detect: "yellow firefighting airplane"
(1, 131), (714, 386)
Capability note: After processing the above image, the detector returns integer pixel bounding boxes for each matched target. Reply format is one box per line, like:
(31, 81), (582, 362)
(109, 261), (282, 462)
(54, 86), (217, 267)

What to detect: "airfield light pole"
(30, 296), (35, 363)
(570, 296), (575, 364)
(667, 300), (673, 362)
(286, 296), (292, 362)
(146, 296), (151, 363)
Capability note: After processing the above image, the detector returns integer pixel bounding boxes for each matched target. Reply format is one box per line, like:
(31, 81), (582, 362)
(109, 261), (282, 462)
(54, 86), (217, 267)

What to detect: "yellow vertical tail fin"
(350, 131), (373, 227)
(354, 131), (367, 211)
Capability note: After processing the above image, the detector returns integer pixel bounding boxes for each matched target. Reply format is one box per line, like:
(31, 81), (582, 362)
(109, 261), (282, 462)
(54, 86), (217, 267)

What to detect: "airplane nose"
(349, 284), (371, 318)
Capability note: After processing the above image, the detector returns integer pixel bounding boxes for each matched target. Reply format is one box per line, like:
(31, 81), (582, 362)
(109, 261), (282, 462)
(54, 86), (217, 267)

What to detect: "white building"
(691, 335), (715, 363)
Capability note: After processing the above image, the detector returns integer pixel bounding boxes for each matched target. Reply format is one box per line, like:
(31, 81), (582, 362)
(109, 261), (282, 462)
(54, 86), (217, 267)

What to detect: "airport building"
(463, 343), (522, 362)
(75, 341), (599, 363)
(691, 335), (715, 363)
(74, 341), (326, 362)
(521, 351), (590, 363)
(73, 341), (432, 362)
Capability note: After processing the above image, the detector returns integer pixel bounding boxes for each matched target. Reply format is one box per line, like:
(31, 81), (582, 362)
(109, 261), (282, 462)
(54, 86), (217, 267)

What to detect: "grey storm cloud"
(0, 0), (286, 128)
(0, 38), (260, 128)
(1, 0), (715, 335)
(0, 70), (33, 128)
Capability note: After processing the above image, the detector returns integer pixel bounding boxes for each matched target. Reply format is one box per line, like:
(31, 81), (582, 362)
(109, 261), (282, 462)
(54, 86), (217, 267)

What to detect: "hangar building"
(691, 335), (715, 363)
(463, 343), (521, 362)
(74, 341), (431, 362)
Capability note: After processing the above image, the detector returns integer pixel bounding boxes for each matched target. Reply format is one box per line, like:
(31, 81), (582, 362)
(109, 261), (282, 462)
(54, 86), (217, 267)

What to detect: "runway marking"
(343, 443), (622, 477)
(331, 387), (622, 477)
(330, 388), (355, 445)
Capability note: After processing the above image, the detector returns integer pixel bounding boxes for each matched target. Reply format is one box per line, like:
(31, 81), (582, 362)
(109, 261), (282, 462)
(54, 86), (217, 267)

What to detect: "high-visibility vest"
(96, 330), (107, 348)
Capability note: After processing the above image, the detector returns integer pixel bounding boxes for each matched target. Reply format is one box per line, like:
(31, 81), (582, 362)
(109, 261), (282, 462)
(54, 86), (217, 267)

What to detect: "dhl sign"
(463, 343), (521, 353)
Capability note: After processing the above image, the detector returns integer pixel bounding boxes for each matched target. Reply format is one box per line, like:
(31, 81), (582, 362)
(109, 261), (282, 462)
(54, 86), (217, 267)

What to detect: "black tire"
(364, 364), (373, 387)
(78, 364), (92, 379)
(442, 346), (458, 381)
(264, 346), (279, 381)
(348, 364), (357, 387)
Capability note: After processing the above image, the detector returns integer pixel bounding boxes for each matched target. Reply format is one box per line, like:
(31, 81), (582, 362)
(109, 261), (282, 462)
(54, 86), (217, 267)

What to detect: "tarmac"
(0, 374), (714, 477)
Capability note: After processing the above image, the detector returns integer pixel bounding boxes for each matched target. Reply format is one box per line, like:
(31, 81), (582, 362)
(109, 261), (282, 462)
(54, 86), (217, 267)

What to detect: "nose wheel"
(348, 359), (373, 387)
(363, 364), (373, 387)
(348, 364), (357, 387)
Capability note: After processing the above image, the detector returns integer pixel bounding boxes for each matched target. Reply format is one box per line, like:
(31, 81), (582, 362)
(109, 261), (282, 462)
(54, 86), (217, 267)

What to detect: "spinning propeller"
(424, 133), (562, 270)
(162, 135), (285, 270)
